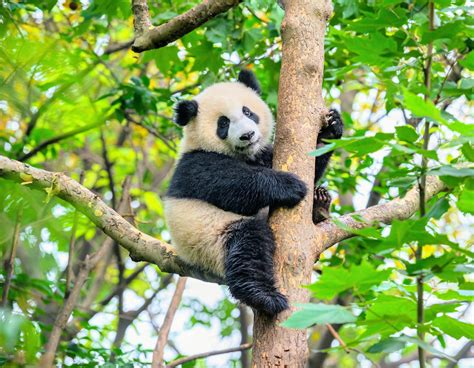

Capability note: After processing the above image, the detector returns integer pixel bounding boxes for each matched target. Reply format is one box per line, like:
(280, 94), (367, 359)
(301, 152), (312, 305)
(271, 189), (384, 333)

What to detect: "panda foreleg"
(224, 218), (288, 316)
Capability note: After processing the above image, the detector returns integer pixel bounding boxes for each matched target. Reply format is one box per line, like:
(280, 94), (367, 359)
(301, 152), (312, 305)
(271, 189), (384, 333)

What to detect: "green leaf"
(397, 336), (456, 362)
(402, 89), (444, 123)
(281, 303), (356, 329)
(429, 166), (474, 178)
(461, 143), (474, 161)
(396, 125), (419, 143)
(307, 261), (391, 300)
(458, 189), (474, 214)
(367, 337), (406, 353)
(460, 51), (474, 71)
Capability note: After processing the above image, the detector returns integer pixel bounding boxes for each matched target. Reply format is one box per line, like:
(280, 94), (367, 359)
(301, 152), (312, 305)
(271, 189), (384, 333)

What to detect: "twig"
(152, 277), (187, 368)
(131, 0), (243, 53)
(446, 340), (474, 368)
(65, 171), (84, 298)
(38, 180), (133, 368)
(325, 323), (349, 354)
(1, 208), (23, 308)
(166, 343), (253, 368)
(18, 120), (105, 162)
(104, 40), (134, 55)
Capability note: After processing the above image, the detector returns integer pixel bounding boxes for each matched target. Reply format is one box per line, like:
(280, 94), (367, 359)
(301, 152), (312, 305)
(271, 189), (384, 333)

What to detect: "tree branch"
(315, 176), (446, 251)
(131, 0), (242, 53)
(1, 208), (22, 308)
(152, 277), (187, 368)
(166, 343), (253, 368)
(0, 155), (223, 284)
(132, 0), (152, 36)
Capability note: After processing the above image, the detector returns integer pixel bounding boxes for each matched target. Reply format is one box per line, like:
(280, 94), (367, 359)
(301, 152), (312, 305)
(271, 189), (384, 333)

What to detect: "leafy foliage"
(0, 0), (472, 367)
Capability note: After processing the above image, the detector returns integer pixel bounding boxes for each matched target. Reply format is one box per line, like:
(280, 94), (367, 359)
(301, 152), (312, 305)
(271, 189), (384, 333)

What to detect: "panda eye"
(242, 106), (252, 117)
(217, 116), (230, 127)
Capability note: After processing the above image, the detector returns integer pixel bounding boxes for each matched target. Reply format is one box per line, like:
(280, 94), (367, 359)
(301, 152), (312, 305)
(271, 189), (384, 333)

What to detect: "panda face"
(216, 105), (262, 155)
(176, 80), (274, 158)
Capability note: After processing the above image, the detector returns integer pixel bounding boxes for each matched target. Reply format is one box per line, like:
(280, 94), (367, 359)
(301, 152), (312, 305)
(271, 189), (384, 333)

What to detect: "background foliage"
(0, 0), (472, 366)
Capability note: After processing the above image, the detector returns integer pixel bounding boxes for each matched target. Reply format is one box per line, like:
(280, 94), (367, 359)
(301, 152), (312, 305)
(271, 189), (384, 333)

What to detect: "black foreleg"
(224, 218), (288, 316)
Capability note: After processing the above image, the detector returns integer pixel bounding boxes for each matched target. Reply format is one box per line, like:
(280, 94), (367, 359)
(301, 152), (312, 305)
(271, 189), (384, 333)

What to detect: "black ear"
(174, 100), (198, 126)
(238, 69), (261, 95)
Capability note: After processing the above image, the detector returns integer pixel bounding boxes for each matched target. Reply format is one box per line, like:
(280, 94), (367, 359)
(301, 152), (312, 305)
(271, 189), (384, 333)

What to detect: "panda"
(164, 70), (343, 315)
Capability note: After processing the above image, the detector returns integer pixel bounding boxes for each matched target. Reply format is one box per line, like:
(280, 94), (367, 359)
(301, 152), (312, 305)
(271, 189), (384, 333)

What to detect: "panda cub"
(164, 70), (343, 315)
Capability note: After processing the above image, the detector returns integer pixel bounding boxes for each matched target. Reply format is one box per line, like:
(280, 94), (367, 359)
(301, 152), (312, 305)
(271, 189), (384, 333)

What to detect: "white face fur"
(180, 82), (274, 158)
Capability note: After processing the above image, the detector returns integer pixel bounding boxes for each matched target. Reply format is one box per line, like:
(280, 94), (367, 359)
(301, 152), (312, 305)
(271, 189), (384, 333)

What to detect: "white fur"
(179, 82), (274, 158)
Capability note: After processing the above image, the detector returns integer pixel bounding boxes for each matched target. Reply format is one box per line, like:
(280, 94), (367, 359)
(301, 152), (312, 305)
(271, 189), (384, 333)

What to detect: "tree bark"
(252, 1), (333, 367)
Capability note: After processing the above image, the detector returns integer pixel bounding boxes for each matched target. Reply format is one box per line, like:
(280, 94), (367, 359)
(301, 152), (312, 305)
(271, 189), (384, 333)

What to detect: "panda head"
(174, 70), (274, 158)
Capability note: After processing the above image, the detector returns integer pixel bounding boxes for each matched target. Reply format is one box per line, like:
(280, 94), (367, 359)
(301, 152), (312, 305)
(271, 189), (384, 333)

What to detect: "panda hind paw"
(313, 186), (331, 224)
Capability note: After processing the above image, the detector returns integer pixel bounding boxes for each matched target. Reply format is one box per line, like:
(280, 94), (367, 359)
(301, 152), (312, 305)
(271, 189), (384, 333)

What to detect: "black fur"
(247, 145), (273, 168)
(225, 218), (288, 315)
(238, 69), (261, 95)
(166, 150), (307, 216)
(243, 106), (260, 124)
(315, 109), (344, 183)
(217, 116), (230, 139)
(174, 100), (198, 126)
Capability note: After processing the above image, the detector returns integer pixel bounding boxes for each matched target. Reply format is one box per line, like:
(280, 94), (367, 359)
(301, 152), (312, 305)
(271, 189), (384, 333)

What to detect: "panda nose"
(240, 131), (255, 141)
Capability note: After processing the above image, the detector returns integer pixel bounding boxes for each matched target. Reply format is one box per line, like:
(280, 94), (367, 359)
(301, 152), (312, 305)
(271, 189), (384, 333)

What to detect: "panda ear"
(174, 100), (198, 126)
(238, 69), (261, 95)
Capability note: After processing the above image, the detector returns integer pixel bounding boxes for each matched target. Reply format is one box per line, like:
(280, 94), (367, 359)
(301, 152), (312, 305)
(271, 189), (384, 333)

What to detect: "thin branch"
(38, 181), (132, 367)
(315, 175), (446, 252)
(104, 40), (134, 55)
(325, 323), (349, 354)
(446, 340), (474, 368)
(131, 0), (242, 53)
(18, 120), (104, 162)
(417, 2), (435, 366)
(166, 343), (253, 368)
(152, 277), (187, 368)
(65, 172), (84, 298)
(0, 155), (223, 284)
(1, 208), (22, 308)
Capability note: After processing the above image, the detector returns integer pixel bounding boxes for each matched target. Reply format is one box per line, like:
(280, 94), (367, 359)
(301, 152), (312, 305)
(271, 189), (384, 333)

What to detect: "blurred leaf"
(367, 337), (406, 353)
(282, 303), (356, 329)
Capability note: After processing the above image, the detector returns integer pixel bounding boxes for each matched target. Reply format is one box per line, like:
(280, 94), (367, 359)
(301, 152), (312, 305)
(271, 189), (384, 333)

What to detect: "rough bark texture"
(132, 0), (242, 52)
(252, 1), (333, 367)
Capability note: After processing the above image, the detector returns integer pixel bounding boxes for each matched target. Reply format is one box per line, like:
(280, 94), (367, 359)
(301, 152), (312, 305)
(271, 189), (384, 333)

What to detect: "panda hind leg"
(224, 218), (288, 316)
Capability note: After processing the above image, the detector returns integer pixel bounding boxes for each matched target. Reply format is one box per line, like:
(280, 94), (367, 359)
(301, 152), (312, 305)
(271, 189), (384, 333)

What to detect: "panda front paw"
(276, 172), (308, 208)
(318, 109), (344, 142)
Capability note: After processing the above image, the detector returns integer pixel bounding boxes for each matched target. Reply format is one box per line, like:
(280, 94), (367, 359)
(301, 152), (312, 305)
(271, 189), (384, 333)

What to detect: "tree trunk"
(252, 1), (333, 367)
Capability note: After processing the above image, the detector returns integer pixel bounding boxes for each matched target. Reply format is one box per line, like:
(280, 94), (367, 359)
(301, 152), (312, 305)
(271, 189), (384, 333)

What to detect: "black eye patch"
(217, 116), (230, 139)
(242, 106), (259, 124)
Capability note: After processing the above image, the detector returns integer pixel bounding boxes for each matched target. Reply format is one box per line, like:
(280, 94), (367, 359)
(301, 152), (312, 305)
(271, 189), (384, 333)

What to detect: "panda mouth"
(237, 138), (260, 151)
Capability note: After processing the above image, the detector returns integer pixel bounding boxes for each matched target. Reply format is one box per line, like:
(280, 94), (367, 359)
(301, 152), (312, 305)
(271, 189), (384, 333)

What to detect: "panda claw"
(313, 186), (331, 224)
